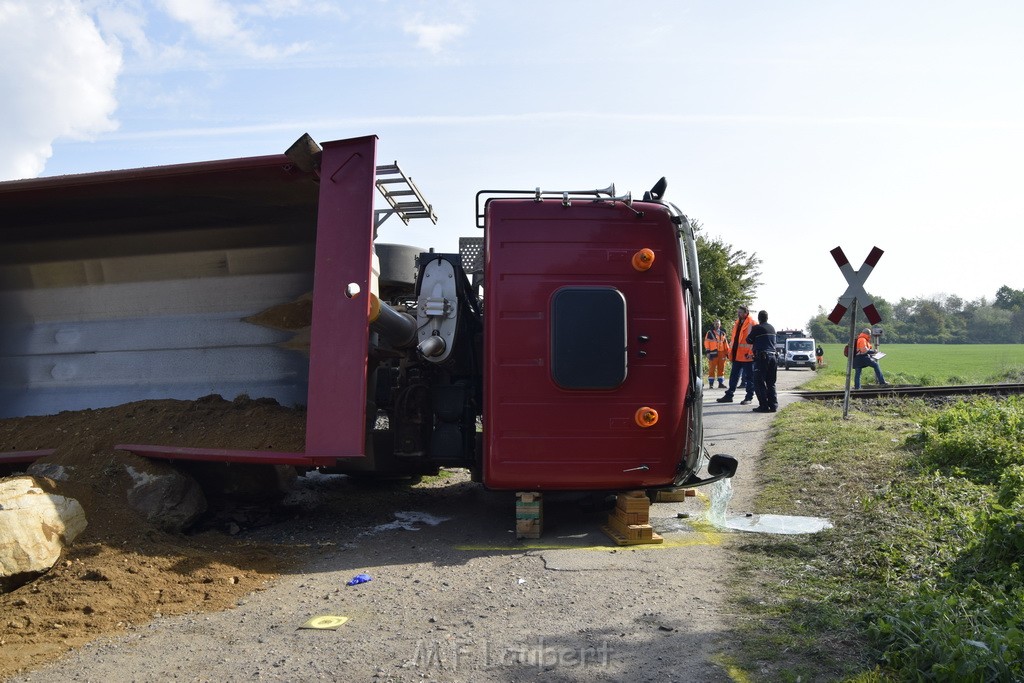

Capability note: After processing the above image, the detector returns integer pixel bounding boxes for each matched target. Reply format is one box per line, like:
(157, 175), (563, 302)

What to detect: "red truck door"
(483, 198), (694, 490)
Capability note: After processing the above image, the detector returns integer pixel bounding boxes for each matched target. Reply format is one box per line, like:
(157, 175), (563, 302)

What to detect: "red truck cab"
(481, 187), (711, 490)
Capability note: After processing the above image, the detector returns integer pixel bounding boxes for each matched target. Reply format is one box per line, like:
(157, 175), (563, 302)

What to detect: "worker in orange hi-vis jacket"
(716, 305), (756, 404)
(703, 319), (731, 389)
(853, 327), (888, 389)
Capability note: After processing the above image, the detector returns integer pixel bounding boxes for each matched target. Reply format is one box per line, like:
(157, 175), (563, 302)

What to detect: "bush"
(869, 582), (1024, 681)
(869, 398), (1024, 679)
(914, 397), (1024, 484)
(972, 465), (1024, 574)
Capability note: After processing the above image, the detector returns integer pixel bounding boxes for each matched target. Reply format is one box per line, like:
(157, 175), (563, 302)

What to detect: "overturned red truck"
(0, 134), (735, 493)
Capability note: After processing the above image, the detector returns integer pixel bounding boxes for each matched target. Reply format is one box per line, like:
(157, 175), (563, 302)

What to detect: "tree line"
(692, 219), (1024, 345)
(806, 286), (1024, 344)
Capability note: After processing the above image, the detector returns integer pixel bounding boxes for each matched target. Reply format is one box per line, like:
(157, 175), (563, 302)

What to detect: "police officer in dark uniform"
(747, 310), (778, 413)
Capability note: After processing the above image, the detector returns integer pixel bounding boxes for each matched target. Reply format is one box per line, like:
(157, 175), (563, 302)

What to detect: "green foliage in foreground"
(912, 397), (1024, 484)
(870, 581), (1024, 681)
(803, 343), (1024, 390)
(734, 396), (1024, 681)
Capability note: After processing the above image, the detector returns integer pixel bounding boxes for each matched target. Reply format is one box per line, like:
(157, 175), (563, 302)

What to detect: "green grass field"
(803, 343), (1024, 390)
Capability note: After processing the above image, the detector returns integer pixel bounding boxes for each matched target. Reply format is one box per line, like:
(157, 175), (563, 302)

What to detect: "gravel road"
(10, 371), (810, 683)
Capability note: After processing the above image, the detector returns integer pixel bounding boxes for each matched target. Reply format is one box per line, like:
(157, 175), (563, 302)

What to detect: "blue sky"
(2, 0), (1023, 331)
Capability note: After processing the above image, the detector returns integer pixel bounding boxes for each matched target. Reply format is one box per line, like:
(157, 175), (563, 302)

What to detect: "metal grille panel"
(459, 237), (484, 274)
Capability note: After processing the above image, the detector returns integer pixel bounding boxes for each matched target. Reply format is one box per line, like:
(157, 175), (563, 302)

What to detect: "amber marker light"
(631, 248), (655, 271)
(635, 406), (659, 428)
(368, 293), (381, 322)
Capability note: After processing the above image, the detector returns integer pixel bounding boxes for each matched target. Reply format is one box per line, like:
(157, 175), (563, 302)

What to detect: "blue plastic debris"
(346, 573), (372, 586)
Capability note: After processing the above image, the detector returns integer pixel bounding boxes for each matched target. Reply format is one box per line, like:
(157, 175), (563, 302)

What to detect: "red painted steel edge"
(303, 136), (377, 459)
(115, 444), (338, 466)
(0, 449), (56, 465)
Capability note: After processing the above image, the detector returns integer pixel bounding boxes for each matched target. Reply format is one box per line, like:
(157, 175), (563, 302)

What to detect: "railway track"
(793, 383), (1024, 400)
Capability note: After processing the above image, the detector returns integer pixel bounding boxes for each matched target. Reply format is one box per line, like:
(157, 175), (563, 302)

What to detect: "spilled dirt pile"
(0, 395), (307, 679)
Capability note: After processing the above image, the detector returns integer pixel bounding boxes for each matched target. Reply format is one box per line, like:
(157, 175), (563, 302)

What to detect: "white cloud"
(158, 0), (306, 60)
(244, 0), (348, 20)
(0, 0), (121, 180)
(403, 20), (466, 54)
(92, 0), (153, 59)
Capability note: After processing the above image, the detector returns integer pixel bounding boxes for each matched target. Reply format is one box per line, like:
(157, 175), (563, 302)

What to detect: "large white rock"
(0, 476), (88, 587)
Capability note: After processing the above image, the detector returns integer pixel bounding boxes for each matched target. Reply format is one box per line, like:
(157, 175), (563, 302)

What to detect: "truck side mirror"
(707, 454), (738, 478)
(643, 177), (668, 201)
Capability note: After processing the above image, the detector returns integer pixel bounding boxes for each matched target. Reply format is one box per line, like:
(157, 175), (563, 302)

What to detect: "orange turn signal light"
(634, 406), (659, 428)
(631, 248), (655, 272)
(368, 293), (381, 322)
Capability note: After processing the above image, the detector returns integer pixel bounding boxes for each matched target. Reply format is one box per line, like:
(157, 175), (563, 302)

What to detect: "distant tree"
(910, 301), (947, 342)
(971, 306), (1015, 343)
(692, 220), (762, 328)
(893, 298), (916, 327)
(807, 308), (843, 343)
(937, 294), (968, 341)
(1012, 309), (1024, 343)
(994, 285), (1024, 311)
(942, 294), (964, 313)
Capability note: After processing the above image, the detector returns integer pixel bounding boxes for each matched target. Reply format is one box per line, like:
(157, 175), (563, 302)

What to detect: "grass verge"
(729, 395), (1024, 681)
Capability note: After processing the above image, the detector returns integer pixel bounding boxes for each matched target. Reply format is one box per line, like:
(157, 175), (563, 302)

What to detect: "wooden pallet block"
(654, 489), (696, 503)
(516, 492), (543, 538)
(606, 514), (654, 541)
(615, 494), (651, 515)
(601, 524), (664, 546)
(610, 508), (649, 525)
(516, 519), (542, 539)
(601, 491), (664, 545)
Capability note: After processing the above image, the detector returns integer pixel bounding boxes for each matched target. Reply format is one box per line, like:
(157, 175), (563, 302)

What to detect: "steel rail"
(793, 383), (1024, 401)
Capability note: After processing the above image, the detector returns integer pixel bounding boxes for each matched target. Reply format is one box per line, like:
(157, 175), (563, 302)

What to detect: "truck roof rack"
(375, 162), (438, 230)
(474, 184), (623, 229)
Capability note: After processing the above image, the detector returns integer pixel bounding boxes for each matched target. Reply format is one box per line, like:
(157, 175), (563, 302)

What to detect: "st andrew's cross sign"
(827, 246), (884, 325)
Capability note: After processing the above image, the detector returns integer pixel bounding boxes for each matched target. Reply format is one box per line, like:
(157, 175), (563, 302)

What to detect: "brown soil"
(0, 396), (307, 679)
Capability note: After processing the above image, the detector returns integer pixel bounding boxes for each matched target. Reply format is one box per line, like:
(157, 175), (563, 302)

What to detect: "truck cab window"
(550, 287), (628, 390)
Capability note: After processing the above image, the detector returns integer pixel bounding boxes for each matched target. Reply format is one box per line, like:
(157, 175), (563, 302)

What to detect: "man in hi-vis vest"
(704, 320), (730, 389)
(716, 305), (755, 404)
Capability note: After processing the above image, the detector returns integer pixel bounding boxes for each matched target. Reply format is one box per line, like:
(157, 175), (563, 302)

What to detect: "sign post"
(843, 301), (857, 418)
(828, 246), (884, 418)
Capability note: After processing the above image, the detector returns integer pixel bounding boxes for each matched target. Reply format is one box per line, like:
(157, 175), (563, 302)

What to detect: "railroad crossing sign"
(827, 246), (884, 325)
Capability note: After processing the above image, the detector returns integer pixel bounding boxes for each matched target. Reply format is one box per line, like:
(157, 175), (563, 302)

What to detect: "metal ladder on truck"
(374, 163), (438, 230)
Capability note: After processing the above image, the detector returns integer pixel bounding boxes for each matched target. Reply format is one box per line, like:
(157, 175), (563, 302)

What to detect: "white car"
(783, 337), (817, 370)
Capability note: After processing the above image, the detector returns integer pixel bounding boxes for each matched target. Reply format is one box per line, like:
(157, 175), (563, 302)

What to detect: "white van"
(782, 337), (817, 370)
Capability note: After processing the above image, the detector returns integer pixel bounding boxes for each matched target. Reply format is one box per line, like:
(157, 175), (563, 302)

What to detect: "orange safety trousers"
(707, 355), (727, 379)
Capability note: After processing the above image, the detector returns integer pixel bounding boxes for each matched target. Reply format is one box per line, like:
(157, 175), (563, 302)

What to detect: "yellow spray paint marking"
(456, 490), (725, 552)
(711, 654), (754, 683)
(299, 615), (350, 630)
(456, 530), (724, 552)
